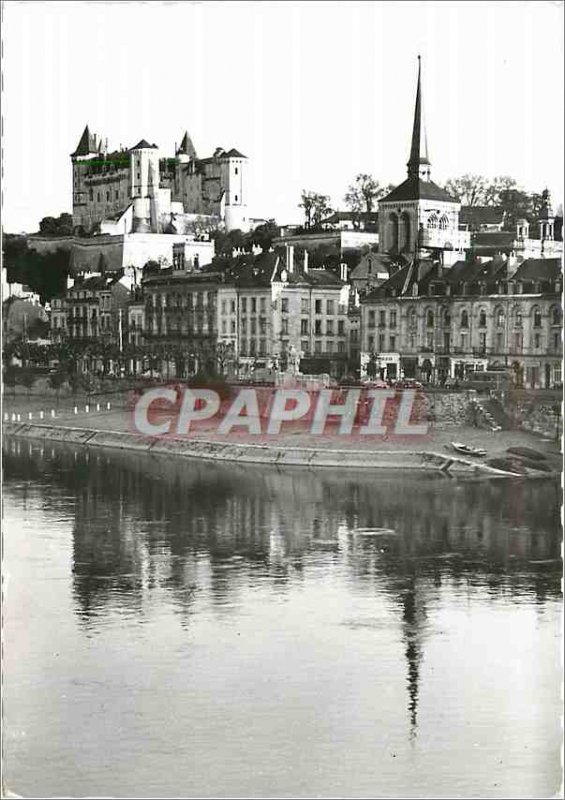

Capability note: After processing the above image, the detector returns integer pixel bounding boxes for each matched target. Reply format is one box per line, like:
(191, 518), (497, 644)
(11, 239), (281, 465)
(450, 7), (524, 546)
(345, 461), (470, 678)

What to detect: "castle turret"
(220, 147), (249, 232)
(176, 131), (197, 164)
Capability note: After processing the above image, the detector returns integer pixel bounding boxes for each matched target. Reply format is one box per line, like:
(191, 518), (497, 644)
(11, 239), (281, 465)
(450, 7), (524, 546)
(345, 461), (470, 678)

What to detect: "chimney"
(286, 244), (294, 274)
(340, 262), (348, 282)
(303, 250), (309, 273)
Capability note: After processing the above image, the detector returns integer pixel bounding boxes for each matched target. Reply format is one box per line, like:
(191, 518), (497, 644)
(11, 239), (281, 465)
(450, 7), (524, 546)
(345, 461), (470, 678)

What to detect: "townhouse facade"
(360, 256), (562, 388)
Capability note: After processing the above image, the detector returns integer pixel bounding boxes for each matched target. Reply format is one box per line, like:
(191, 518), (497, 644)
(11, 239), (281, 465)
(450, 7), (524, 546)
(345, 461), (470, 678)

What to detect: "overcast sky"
(3, 0), (564, 232)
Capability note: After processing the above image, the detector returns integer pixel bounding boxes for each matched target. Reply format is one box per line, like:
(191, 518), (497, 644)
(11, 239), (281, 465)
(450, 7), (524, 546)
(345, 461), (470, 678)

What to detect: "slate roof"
(321, 211), (379, 225)
(177, 131), (198, 159)
(224, 148), (247, 159)
(513, 258), (562, 282)
(459, 206), (505, 228)
(380, 176), (457, 204)
(130, 139), (158, 150)
(72, 125), (98, 157)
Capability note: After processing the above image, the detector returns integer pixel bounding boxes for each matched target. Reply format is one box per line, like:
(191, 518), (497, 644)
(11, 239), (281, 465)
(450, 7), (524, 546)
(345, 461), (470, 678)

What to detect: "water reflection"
(5, 444), (562, 705)
(3, 438), (562, 797)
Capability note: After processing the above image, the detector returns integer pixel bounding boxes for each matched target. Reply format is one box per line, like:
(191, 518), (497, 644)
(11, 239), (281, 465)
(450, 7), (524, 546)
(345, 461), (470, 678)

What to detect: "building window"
(427, 214), (438, 229)
(259, 339), (266, 354)
(379, 310), (386, 327)
(479, 310), (487, 327)
(389, 310), (397, 328)
(326, 320), (334, 335)
(553, 333), (561, 352)
(281, 298), (288, 313)
(439, 215), (449, 230)
(534, 333), (541, 349)
(327, 299), (334, 315)
(408, 308), (417, 329)
(314, 319), (322, 335)
(301, 340), (308, 353)
(426, 310), (434, 328)
(460, 332), (468, 350)
(221, 300), (227, 314)
(368, 335), (374, 350)
(241, 298), (247, 313)
(281, 318), (288, 335)
(479, 332), (486, 353)
(378, 334), (385, 351)
(301, 298), (309, 314)
(231, 300), (236, 313)
(496, 308), (504, 327)
(533, 309), (542, 328)
(97, 192), (101, 202)
(461, 310), (469, 328)
(235, 167), (238, 175)
(315, 340), (322, 353)
(368, 310), (375, 328)
(234, 195), (238, 202)
(512, 332), (523, 352)
(301, 319), (308, 335)
(514, 309), (523, 328)
(496, 332), (503, 351)
(409, 333), (416, 349)
(251, 298), (257, 313)
(551, 307), (561, 326)
(338, 320), (345, 335)
(260, 297), (266, 313)
(338, 341), (345, 354)
(389, 335), (396, 351)
(230, 320), (236, 333)
(426, 332), (433, 349)
(315, 299), (322, 314)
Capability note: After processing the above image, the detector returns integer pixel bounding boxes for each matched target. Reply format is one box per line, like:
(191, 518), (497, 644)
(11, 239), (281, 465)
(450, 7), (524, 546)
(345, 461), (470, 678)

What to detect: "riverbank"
(3, 406), (562, 476)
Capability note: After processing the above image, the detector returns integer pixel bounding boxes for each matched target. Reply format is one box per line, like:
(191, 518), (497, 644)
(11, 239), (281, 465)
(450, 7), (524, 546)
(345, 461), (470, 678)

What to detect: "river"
(2, 438), (562, 798)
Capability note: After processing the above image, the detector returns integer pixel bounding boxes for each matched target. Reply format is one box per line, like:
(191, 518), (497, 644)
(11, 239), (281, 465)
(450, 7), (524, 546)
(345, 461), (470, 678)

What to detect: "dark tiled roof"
(380, 176), (457, 204)
(460, 206), (505, 228)
(350, 253), (395, 279)
(72, 125), (97, 157)
(130, 139), (157, 150)
(177, 131), (197, 159)
(473, 231), (515, 247)
(224, 148), (247, 159)
(321, 211), (379, 225)
(513, 258), (562, 282)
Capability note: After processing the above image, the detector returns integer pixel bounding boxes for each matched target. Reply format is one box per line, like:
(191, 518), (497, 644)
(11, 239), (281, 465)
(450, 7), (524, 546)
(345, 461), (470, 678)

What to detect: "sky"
(3, 0), (564, 233)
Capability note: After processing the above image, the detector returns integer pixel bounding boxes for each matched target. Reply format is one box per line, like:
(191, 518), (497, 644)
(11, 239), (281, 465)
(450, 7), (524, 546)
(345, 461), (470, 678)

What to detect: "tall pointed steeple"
(407, 57), (431, 181)
(71, 125), (99, 158)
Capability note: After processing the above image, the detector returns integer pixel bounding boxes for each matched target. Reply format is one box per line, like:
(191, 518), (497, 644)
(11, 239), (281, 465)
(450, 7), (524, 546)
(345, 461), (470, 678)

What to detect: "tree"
(3, 367), (17, 398)
(483, 176), (518, 206)
(444, 175), (488, 206)
(344, 174), (382, 217)
(251, 220), (279, 252)
(19, 371), (36, 397)
(299, 191), (332, 229)
(38, 213), (73, 236)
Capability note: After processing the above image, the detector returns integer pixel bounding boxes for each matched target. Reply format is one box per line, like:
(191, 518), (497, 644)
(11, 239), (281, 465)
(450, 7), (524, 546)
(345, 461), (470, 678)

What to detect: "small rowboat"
(451, 441), (487, 457)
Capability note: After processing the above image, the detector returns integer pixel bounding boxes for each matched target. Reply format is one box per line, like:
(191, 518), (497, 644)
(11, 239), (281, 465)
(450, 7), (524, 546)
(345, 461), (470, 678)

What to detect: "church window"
(427, 214), (438, 229)
(439, 215), (449, 230)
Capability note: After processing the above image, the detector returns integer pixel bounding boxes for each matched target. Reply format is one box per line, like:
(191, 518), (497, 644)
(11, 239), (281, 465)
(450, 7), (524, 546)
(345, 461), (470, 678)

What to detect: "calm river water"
(2, 438), (562, 798)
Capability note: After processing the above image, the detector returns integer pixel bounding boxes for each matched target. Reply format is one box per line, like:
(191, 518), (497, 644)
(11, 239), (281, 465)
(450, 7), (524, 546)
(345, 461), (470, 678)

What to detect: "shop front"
(449, 357), (489, 380)
(376, 352), (401, 381)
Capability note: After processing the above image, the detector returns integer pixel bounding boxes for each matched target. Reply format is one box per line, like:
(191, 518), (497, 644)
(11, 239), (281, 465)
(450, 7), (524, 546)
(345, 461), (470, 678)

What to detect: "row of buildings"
(19, 58), (564, 388)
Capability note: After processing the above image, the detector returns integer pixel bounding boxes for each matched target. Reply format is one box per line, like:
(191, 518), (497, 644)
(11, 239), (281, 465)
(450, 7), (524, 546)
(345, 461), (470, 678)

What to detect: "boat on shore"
(451, 442), (487, 458)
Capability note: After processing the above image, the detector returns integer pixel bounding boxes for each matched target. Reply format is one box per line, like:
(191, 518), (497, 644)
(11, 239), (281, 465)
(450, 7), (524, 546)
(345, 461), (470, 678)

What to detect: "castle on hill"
(71, 128), (249, 236)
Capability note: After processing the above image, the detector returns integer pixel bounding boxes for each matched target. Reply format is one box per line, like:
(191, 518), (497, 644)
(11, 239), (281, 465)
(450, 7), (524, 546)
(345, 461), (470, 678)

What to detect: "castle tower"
(129, 139), (160, 233)
(377, 58), (467, 265)
(220, 148), (249, 232)
(71, 125), (102, 231)
(176, 131), (198, 164)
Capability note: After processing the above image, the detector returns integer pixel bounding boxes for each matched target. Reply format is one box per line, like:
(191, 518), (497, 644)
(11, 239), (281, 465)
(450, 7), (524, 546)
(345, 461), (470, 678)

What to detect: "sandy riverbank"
(3, 393), (562, 476)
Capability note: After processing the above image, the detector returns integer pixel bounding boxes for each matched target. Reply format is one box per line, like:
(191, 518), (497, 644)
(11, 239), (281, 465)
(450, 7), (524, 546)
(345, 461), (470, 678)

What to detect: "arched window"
(427, 214), (438, 229)
(479, 309), (487, 328)
(460, 309), (469, 328)
(426, 310), (434, 328)
(550, 306), (562, 326)
(514, 308), (523, 328)
(495, 307), (505, 328)
(443, 308), (451, 326)
(387, 213), (399, 252)
(533, 307), (542, 328)
(408, 307), (417, 329)
(439, 215), (449, 231)
(399, 212), (411, 251)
